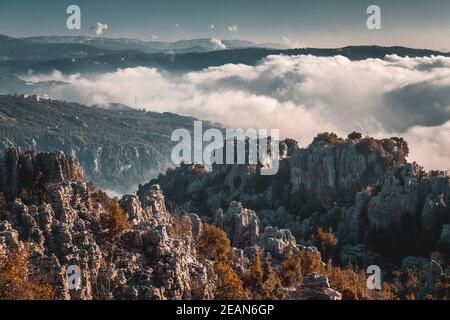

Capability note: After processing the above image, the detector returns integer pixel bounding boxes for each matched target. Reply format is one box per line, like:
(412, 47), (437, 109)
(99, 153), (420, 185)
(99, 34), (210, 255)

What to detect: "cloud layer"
(24, 54), (450, 171)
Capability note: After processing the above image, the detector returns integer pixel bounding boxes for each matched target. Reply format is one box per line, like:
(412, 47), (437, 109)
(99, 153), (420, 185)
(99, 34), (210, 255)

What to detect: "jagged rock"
(120, 194), (150, 223)
(214, 201), (259, 248)
(439, 224), (450, 248)
(293, 273), (342, 300)
(0, 149), (216, 300)
(258, 226), (297, 259)
(401, 256), (428, 271)
(0, 220), (23, 252)
(1, 148), (84, 200)
(150, 133), (449, 260)
(340, 244), (380, 267)
(421, 260), (443, 296)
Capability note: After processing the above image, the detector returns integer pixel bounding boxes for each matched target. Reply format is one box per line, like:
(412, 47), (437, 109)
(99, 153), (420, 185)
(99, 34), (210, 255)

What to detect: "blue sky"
(1, 0), (449, 49)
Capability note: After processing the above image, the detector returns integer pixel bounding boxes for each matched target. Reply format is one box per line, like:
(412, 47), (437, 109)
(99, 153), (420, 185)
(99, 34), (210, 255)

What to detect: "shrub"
(243, 251), (283, 299)
(214, 261), (249, 300)
(312, 228), (338, 261)
(315, 132), (338, 145)
(280, 252), (303, 287)
(0, 248), (54, 300)
(348, 132), (362, 140)
(192, 164), (207, 175)
(324, 263), (373, 300)
(198, 224), (232, 262)
(100, 197), (130, 239)
(356, 137), (383, 156)
(436, 275), (450, 300)
(165, 167), (175, 176)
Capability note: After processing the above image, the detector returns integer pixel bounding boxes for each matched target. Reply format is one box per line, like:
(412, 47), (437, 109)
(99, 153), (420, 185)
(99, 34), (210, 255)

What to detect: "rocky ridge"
(148, 132), (450, 265)
(0, 148), (340, 300)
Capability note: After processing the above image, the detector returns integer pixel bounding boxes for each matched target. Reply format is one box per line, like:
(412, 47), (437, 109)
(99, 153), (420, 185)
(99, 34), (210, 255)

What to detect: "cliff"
(0, 148), (342, 300)
(148, 132), (450, 263)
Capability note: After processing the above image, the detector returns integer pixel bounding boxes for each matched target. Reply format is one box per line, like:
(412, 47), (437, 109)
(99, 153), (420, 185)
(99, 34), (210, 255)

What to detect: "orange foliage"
(0, 248), (54, 300)
(214, 261), (249, 300)
(198, 224), (232, 262)
(101, 198), (130, 239)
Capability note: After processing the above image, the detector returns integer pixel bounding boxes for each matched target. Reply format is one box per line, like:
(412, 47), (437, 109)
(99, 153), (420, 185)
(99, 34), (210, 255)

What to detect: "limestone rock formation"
(293, 273), (342, 300)
(0, 148), (341, 300)
(149, 133), (450, 262)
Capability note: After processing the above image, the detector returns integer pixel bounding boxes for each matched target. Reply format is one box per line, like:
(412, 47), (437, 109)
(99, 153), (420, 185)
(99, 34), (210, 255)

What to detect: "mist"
(23, 54), (450, 171)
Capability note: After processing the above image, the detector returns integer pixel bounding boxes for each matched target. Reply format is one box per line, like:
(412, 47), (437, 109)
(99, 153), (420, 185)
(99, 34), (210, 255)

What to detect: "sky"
(0, 0), (450, 50)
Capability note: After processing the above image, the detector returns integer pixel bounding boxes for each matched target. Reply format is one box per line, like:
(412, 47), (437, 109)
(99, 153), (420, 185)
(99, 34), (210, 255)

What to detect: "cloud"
(210, 38), (226, 50)
(24, 54), (450, 171)
(151, 35), (159, 41)
(228, 24), (238, 33)
(210, 24), (215, 29)
(91, 22), (108, 35)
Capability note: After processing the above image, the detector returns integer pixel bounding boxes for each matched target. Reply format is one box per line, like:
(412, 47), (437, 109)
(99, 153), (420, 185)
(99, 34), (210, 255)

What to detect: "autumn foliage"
(198, 224), (249, 299)
(0, 248), (54, 300)
(100, 197), (130, 239)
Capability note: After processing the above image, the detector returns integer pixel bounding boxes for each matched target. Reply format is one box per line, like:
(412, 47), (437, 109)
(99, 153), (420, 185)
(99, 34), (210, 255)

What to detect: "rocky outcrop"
(292, 273), (342, 300)
(0, 95), (217, 194)
(0, 148), (341, 300)
(214, 201), (259, 249)
(150, 133), (450, 262)
(0, 149), (214, 300)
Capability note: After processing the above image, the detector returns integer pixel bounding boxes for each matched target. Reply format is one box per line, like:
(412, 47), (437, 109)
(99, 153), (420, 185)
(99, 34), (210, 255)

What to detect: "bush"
(192, 164), (207, 175)
(214, 261), (249, 300)
(100, 198), (130, 239)
(324, 263), (372, 300)
(198, 224), (232, 262)
(312, 228), (338, 261)
(314, 132), (338, 145)
(243, 251), (283, 299)
(280, 252), (303, 287)
(0, 248), (54, 300)
(348, 132), (362, 140)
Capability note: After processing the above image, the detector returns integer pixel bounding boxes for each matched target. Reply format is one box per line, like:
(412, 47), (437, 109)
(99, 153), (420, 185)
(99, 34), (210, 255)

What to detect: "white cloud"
(92, 22), (108, 35)
(24, 55), (450, 171)
(151, 35), (159, 41)
(210, 24), (215, 29)
(210, 38), (226, 50)
(228, 24), (238, 33)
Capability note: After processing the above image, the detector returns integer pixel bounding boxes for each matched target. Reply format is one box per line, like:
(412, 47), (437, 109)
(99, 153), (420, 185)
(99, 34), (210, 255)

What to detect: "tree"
(198, 224), (232, 262)
(0, 248), (54, 300)
(214, 261), (249, 300)
(312, 227), (338, 261)
(101, 198), (130, 239)
(280, 253), (302, 287)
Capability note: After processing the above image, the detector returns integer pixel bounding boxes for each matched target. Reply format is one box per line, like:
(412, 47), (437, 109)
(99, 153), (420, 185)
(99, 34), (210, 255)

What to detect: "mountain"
(149, 132), (450, 264)
(4, 45), (449, 77)
(0, 94), (217, 194)
(0, 148), (348, 300)
(0, 35), (115, 61)
(0, 146), (446, 300)
(22, 35), (282, 53)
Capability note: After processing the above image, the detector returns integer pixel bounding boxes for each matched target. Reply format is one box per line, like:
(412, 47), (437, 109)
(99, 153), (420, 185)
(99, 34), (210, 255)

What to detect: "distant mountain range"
(1, 33), (449, 95)
(22, 35), (286, 53)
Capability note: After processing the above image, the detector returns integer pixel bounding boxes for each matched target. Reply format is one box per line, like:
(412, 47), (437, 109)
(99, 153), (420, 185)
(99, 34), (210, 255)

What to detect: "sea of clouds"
(24, 54), (450, 171)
